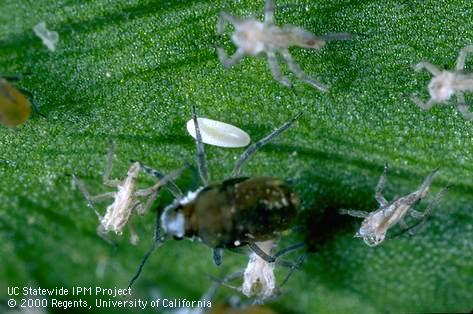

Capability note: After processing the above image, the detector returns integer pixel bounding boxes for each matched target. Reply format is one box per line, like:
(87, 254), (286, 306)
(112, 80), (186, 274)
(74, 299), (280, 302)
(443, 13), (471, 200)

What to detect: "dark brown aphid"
(0, 78), (32, 127)
(168, 176), (299, 249)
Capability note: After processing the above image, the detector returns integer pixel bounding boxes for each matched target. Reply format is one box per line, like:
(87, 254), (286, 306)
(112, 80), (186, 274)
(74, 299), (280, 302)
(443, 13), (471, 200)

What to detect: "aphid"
(33, 22), (59, 52)
(411, 45), (473, 120)
(129, 106), (304, 289)
(217, 0), (351, 91)
(186, 117), (251, 148)
(0, 77), (32, 127)
(339, 165), (447, 247)
(73, 143), (183, 242)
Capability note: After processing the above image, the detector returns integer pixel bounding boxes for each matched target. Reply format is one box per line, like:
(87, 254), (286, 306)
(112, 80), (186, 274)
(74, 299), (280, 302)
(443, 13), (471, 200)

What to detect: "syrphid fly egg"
(186, 117), (250, 148)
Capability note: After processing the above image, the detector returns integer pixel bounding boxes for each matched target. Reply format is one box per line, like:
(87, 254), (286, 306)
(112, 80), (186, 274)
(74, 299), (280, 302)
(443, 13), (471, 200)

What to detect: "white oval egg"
(186, 117), (251, 148)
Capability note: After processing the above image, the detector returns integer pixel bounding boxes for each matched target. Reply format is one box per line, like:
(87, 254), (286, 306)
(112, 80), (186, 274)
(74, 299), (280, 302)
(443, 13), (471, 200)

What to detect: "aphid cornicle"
(0, 77), (32, 127)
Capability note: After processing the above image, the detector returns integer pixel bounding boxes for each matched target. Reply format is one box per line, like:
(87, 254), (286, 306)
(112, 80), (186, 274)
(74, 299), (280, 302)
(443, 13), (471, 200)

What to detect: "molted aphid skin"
(186, 117), (250, 148)
(242, 240), (276, 298)
(33, 22), (59, 52)
(217, 0), (350, 91)
(163, 177), (299, 248)
(73, 144), (183, 241)
(340, 166), (446, 246)
(99, 162), (141, 234)
(411, 45), (473, 120)
(0, 78), (32, 127)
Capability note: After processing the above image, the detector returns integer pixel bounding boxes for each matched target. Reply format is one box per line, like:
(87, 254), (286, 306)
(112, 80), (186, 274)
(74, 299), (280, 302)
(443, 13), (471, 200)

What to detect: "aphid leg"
(375, 164), (389, 206)
(16, 87), (46, 117)
(213, 248), (224, 266)
(96, 225), (116, 246)
(89, 192), (116, 202)
(217, 47), (245, 68)
(248, 242), (276, 263)
(134, 166), (186, 197)
(217, 12), (240, 35)
(414, 185), (449, 220)
(128, 221), (140, 245)
(137, 162), (183, 198)
(398, 217), (409, 230)
(456, 92), (473, 120)
(455, 45), (473, 70)
(208, 271), (244, 292)
(248, 242), (300, 267)
(128, 210), (168, 288)
(267, 50), (292, 87)
(409, 208), (425, 219)
(102, 143), (121, 187)
(134, 191), (158, 216)
(192, 105), (210, 185)
(278, 252), (307, 289)
(416, 168), (439, 199)
(264, 0), (275, 25)
(281, 49), (328, 92)
(404, 186), (448, 236)
(338, 208), (369, 218)
(232, 110), (303, 176)
(272, 242), (306, 269)
(413, 61), (441, 76)
(273, 242), (306, 259)
(411, 95), (435, 110)
(72, 174), (102, 219)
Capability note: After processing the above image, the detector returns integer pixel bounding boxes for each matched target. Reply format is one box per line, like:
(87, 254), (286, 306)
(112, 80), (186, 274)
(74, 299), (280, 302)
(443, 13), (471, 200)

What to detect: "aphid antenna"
(191, 105), (210, 186)
(131, 160), (184, 198)
(321, 32), (354, 41)
(232, 109), (305, 177)
(128, 209), (168, 289)
(15, 87), (46, 117)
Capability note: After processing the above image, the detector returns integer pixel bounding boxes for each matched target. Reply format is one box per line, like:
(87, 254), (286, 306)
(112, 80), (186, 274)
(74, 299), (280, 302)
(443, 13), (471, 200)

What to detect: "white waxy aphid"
(242, 240), (276, 298)
(33, 22), (59, 52)
(186, 117), (250, 148)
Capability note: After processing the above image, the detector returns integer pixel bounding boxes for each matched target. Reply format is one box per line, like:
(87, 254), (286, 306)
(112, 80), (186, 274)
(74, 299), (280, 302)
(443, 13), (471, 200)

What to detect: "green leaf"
(1, 0), (471, 313)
